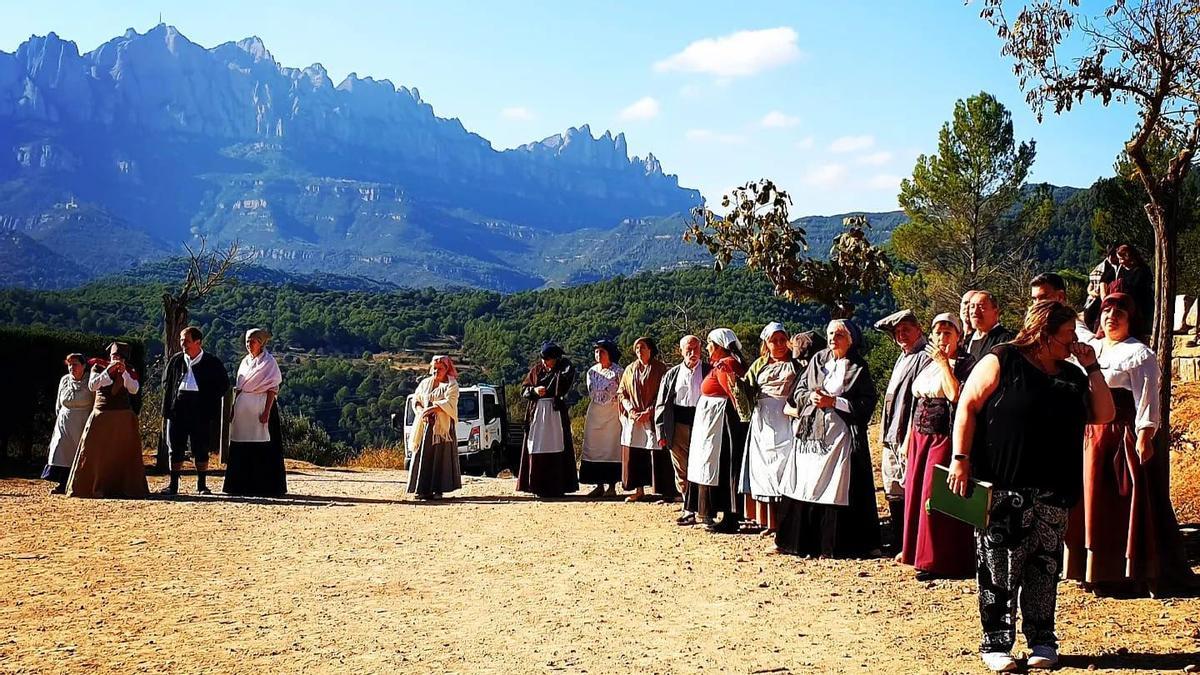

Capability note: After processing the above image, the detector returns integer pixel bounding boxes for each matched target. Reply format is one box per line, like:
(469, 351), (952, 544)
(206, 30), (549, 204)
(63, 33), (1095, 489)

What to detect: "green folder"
(925, 464), (993, 529)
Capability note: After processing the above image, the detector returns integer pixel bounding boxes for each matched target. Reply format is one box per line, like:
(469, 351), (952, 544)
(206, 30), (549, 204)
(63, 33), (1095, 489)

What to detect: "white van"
(396, 383), (509, 476)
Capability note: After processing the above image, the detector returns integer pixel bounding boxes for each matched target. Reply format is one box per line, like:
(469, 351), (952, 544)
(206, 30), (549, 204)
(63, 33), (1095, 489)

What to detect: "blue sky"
(1, 1), (1139, 215)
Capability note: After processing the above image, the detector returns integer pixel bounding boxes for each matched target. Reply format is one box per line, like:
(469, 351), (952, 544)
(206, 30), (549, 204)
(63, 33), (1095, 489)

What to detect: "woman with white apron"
(775, 319), (881, 557)
(739, 322), (800, 534)
(223, 328), (287, 497)
(516, 342), (579, 498)
(43, 353), (94, 494)
(685, 328), (748, 533)
(618, 337), (673, 502)
(580, 340), (624, 497)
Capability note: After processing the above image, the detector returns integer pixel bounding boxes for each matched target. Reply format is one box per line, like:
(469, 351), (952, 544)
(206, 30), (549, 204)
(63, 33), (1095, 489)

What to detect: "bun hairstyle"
(1008, 300), (1078, 352)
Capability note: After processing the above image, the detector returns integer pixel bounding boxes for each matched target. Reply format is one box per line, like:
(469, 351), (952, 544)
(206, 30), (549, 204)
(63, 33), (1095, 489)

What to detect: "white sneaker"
(981, 652), (1019, 672)
(1027, 645), (1059, 669)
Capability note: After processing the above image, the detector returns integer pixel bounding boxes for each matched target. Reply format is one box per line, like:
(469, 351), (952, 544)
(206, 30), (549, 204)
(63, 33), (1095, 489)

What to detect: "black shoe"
(915, 570), (936, 582)
(197, 487), (212, 495)
(675, 513), (696, 526)
(157, 484), (178, 495)
(706, 518), (740, 534)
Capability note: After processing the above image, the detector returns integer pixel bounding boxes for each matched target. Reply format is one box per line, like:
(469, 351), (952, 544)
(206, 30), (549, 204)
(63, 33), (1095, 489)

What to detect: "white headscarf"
(759, 322), (787, 341)
(707, 328), (742, 352)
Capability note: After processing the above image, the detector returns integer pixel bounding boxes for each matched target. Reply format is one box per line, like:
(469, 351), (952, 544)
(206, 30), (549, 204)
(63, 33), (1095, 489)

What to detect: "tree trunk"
(1147, 202), (1197, 594)
(162, 294), (189, 361)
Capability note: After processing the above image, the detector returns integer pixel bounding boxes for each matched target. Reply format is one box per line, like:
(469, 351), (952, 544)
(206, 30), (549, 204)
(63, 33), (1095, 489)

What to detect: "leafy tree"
(685, 180), (891, 319)
(892, 92), (1048, 316)
(981, 0), (1200, 592)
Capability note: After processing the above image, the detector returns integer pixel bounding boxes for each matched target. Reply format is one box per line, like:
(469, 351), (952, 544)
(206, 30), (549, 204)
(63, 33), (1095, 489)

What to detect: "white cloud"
(761, 111), (800, 128)
(829, 135), (875, 153)
(500, 106), (535, 121)
(802, 163), (848, 188)
(795, 136), (815, 150)
(866, 174), (903, 191)
(856, 151), (893, 166)
(685, 129), (745, 144)
(654, 27), (802, 78)
(618, 96), (661, 121)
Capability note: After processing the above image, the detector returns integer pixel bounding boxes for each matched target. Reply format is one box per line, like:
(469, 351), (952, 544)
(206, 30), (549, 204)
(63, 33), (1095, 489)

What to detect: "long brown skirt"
(68, 409), (149, 499)
(1064, 392), (1156, 585)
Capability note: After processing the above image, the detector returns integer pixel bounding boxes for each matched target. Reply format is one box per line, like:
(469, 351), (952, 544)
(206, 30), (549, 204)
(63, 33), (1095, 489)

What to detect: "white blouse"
(1077, 325), (1161, 432)
(587, 364), (623, 406)
(820, 358), (852, 413)
(911, 359), (963, 400)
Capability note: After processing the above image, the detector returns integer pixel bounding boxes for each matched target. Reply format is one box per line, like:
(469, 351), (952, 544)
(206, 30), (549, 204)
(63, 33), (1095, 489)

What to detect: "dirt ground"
(1, 467), (1198, 675)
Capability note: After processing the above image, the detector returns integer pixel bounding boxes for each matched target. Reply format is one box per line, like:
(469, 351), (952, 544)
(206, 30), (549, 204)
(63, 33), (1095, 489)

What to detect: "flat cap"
(873, 309), (919, 333)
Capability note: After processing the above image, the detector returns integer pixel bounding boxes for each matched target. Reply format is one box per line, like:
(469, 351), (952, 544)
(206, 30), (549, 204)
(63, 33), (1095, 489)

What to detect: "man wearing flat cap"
(874, 309), (930, 553)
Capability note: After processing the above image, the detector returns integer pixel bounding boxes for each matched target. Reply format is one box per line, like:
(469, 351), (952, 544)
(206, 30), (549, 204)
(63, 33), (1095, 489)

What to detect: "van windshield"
(458, 395), (479, 421)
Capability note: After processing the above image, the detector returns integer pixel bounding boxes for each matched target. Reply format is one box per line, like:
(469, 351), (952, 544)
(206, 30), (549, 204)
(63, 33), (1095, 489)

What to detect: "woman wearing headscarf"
(950, 300), (1114, 672)
(686, 328), (749, 533)
(517, 342), (579, 498)
(581, 340), (623, 497)
(739, 322), (802, 533)
(405, 355), (462, 500)
(619, 337), (673, 502)
(899, 314), (976, 580)
(775, 319), (880, 557)
(1064, 293), (1192, 595)
(43, 353), (94, 495)
(223, 328), (287, 497)
(67, 342), (149, 498)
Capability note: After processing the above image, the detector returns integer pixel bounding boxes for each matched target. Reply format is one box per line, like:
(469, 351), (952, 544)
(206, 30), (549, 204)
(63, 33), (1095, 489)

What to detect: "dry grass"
(341, 445), (409, 469)
(1171, 381), (1200, 523)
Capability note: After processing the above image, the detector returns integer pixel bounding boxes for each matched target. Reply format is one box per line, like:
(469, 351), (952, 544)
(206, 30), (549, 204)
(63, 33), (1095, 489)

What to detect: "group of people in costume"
(38, 243), (1189, 671)
(42, 326), (288, 500)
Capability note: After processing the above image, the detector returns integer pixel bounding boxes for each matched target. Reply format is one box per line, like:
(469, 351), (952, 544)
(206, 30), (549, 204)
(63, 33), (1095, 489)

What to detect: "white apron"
(686, 395), (727, 486)
(739, 396), (794, 498)
(582, 400), (622, 463)
(778, 409), (853, 506)
(230, 391), (271, 442)
(526, 398), (565, 455)
(620, 413), (658, 449)
(47, 375), (93, 468)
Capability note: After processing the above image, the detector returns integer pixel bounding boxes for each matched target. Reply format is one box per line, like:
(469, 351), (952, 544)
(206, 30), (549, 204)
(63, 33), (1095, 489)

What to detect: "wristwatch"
(952, 454), (969, 462)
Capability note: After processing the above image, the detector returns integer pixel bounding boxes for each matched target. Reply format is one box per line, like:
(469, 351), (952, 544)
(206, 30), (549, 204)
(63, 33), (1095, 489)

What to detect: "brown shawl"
(618, 358), (667, 417)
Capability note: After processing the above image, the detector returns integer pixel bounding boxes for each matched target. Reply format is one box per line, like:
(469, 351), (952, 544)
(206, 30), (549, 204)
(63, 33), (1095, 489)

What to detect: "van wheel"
(484, 443), (503, 477)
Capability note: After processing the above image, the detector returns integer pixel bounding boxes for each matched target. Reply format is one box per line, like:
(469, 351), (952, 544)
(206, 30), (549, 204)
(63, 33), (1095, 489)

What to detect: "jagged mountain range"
(0, 25), (905, 291)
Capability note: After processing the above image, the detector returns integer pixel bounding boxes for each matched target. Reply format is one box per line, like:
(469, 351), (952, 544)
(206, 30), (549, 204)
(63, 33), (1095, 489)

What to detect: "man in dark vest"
(161, 326), (229, 495)
(654, 334), (712, 526)
(966, 291), (1016, 361)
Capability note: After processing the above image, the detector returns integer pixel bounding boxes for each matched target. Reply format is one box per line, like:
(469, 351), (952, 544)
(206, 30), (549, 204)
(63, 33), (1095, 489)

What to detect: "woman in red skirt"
(900, 313), (976, 580)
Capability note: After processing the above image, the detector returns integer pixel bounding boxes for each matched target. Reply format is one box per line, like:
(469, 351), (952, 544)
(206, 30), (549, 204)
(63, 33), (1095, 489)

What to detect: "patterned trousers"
(975, 489), (1069, 653)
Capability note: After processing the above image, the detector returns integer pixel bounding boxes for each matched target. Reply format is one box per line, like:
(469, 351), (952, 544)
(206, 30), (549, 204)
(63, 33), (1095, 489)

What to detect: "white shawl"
(237, 350), (283, 394)
(409, 376), (460, 453)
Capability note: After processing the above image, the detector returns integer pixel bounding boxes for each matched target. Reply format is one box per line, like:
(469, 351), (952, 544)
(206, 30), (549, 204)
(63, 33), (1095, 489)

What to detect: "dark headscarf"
(593, 339), (620, 364)
(540, 341), (564, 360)
(107, 341), (132, 361)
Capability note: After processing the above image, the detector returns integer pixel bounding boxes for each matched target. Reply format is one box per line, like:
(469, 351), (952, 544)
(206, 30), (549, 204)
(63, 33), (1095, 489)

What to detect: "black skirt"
(774, 437), (880, 557)
(222, 405), (287, 497)
(579, 459), (622, 485)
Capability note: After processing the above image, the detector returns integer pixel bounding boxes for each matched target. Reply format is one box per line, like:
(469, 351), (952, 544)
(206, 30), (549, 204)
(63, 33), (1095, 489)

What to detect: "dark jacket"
(654, 360), (713, 445)
(161, 351), (230, 421)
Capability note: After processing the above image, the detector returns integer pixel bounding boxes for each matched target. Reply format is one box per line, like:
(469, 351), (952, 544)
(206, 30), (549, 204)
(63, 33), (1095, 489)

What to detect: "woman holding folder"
(949, 300), (1113, 673)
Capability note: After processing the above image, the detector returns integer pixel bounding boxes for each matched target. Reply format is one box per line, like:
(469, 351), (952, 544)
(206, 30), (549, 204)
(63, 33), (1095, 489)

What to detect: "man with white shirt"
(654, 335), (711, 525)
(160, 326), (230, 495)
